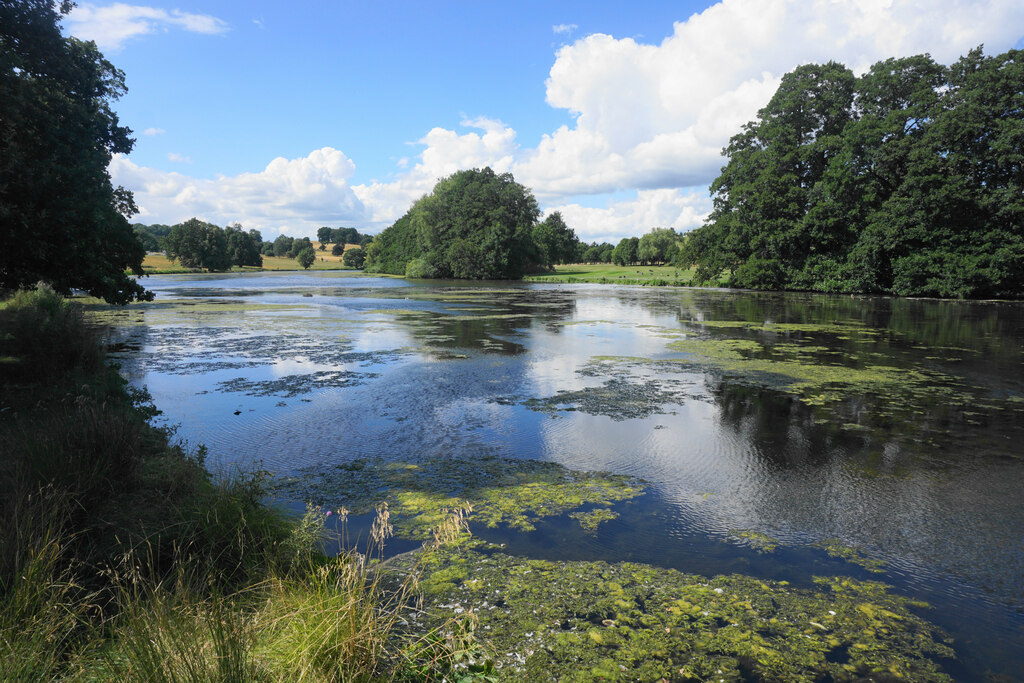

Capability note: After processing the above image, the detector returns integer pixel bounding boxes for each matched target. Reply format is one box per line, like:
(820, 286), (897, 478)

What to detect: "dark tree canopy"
(224, 224), (263, 267)
(342, 246), (365, 269)
(0, 0), (150, 303)
(365, 168), (543, 279)
(272, 235), (294, 258)
(612, 237), (640, 266)
(683, 48), (1024, 299)
(532, 211), (579, 268)
(163, 219), (261, 271)
(165, 219), (232, 271)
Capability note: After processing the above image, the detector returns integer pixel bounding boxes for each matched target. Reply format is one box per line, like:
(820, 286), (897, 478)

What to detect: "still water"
(89, 271), (1024, 680)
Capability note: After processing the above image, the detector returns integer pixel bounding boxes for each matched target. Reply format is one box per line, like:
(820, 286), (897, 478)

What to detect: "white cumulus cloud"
(111, 148), (366, 236)
(142, 127), (165, 136)
(352, 117), (519, 226)
(513, 0), (1024, 197)
(547, 190), (712, 244)
(552, 23), (578, 35)
(65, 3), (228, 51)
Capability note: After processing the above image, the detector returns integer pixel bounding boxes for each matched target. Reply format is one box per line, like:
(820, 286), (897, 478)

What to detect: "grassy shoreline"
(0, 286), (482, 681)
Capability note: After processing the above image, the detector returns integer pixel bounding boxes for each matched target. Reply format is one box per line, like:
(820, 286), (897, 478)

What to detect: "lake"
(88, 271), (1024, 681)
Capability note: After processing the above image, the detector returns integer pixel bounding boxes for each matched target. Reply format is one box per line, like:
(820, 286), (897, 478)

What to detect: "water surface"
(89, 271), (1024, 680)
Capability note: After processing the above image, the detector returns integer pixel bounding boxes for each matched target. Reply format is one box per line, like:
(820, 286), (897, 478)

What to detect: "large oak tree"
(1, 0), (150, 303)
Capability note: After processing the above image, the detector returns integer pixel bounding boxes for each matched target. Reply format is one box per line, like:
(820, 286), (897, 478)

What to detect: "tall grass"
(0, 286), (492, 681)
(0, 283), (103, 382)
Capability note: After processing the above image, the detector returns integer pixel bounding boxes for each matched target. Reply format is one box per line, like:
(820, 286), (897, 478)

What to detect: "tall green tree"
(272, 235), (294, 258)
(637, 227), (679, 265)
(366, 168), (541, 279)
(611, 237), (639, 266)
(685, 48), (1024, 298)
(165, 218), (232, 271)
(0, 0), (150, 303)
(296, 247), (316, 270)
(225, 224), (263, 267)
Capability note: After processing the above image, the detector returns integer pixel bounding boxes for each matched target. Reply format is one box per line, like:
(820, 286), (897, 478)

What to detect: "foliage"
(296, 247), (316, 270)
(532, 211), (579, 268)
(133, 223), (173, 252)
(366, 168), (543, 279)
(611, 237), (639, 266)
(165, 218), (233, 271)
(684, 48), (1024, 298)
(0, 0), (150, 304)
(226, 224), (263, 267)
(342, 246), (365, 268)
(272, 235), (294, 258)
(636, 227), (679, 265)
(0, 284), (103, 383)
(581, 242), (615, 263)
(162, 221), (261, 269)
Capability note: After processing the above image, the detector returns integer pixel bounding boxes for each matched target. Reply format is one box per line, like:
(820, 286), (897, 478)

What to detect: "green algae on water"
(405, 547), (954, 682)
(521, 377), (701, 420)
(729, 529), (779, 553)
(274, 455), (646, 539)
(215, 370), (377, 398)
(814, 538), (887, 573)
(569, 508), (620, 535)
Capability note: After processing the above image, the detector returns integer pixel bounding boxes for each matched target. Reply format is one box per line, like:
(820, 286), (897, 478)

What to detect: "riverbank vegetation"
(0, 286), (486, 681)
(682, 48), (1024, 299)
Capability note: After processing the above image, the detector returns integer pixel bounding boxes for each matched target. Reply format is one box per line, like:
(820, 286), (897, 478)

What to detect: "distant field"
(524, 263), (696, 286)
(140, 243), (360, 274)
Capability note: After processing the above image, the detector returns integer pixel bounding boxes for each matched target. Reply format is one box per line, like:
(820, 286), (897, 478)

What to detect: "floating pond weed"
(400, 547), (955, 682)
(275, 455), (646, 539)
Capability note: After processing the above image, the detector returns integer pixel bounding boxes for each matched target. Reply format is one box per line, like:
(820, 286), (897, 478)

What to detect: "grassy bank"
(524, 263), (699, 286)
(0, 286), (483, 681)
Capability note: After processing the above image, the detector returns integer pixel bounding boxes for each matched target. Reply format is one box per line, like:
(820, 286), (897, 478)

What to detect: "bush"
(296, 247), (316, 270)
(0, 284), (102, 383)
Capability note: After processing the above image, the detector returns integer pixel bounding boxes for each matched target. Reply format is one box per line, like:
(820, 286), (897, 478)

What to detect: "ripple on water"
(89, 276), (1024, 682)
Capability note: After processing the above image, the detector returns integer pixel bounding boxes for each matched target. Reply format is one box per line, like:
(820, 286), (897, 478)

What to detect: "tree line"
(682, 47), (1024, 299)
(134, 220), (373, 272)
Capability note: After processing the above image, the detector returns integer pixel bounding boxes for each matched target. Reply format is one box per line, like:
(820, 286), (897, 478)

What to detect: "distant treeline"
(683, 47), (1024, 299)
(134, 220), (376, 271)
(159, 219), (266, 270)
(316, 226), (373, 249)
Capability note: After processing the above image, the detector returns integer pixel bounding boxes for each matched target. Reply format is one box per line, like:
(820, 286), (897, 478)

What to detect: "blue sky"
(65, 1), (1024, 242)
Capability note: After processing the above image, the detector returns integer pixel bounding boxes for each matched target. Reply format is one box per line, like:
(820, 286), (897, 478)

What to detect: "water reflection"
(90, 272), (1024, 681)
